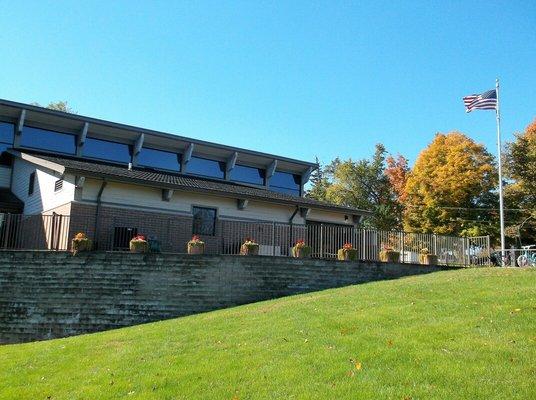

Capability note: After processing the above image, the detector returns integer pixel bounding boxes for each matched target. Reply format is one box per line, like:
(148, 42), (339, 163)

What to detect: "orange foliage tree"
(404, 132), (497, 237)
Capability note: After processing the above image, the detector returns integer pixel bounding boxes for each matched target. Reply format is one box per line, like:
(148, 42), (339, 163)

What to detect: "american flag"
(463, 89), (497, 113)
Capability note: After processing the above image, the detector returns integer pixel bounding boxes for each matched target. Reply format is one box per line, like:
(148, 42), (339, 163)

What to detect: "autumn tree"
(324, 144), (403, 230)
(404, 132), (497, 237)
(385, 154), (410, 203)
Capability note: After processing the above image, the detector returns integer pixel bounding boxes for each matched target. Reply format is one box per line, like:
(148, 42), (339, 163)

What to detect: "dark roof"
(18, 151), (368, 215)
(0, 189), (23, 213)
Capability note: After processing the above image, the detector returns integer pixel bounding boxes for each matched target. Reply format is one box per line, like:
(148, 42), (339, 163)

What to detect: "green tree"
(404, 132), (497, 237)
(325, 144), (403, 230)
(504, 119), (536, 244)
(31, 101), (76, 114)
(306, 157), (331, 201)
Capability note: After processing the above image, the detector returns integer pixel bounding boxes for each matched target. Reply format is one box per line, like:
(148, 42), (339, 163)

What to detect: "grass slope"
(1, 268), (535, 400)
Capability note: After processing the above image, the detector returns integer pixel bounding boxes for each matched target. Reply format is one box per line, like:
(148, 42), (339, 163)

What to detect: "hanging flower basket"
(379, 246), (400, 263)
(419, 249), (438, 265)
(129, 234), (149, 253)
(71, 232), (92, 256)
(188, 235), (205, 255)
(292, 240), (311, 258)
(240, 238), (259, 256)
(337, 243), (358, 261)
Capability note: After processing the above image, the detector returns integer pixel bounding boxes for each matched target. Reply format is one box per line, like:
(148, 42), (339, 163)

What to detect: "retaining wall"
(0, 251), (456, 344)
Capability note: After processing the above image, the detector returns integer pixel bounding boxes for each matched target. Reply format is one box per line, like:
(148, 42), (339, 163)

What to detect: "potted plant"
(71, 232), (92, 256)
(240, 238), (259, 256)
(337, 242), (358, 261)
(292, 239), (311, 258)
(187, 235), (205, 254)
(379, 245), (400, 263)
(129, 234), (149, 253)
(419, 248), (438, 265)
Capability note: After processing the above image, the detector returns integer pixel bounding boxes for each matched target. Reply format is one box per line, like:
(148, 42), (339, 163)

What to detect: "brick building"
(0, 99), (368, 253)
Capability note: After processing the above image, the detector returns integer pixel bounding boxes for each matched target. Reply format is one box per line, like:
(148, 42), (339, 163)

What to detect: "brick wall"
(68, 203), (305, 254)
(0, 251), (458, 344)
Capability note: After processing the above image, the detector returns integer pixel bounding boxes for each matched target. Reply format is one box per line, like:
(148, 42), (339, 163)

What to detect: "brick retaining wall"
(0, 251), (457, 344)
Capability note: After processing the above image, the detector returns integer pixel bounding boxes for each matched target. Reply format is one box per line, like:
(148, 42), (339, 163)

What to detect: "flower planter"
(379, 250), (400, 263)
(188, 243), (205, 255)
(240, 243), (259, 256)
(71, 238), (92, 256)
(419, 254), (438, 265)
(337, 248), (358, 261)
(292, 246), (311, 258)
(129, 240), (149, 253)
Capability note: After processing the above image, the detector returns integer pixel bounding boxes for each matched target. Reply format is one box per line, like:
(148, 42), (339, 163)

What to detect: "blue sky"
(1, 1), (534, 166)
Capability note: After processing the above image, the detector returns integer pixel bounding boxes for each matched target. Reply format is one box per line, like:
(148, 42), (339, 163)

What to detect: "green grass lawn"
(1, 268), (535, 400)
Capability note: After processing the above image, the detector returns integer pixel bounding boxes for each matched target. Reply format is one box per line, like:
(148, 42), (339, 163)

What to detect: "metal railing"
(490, 247), (536, 267)
(0, 213), (71, 250)
(0, 212), (492, 266)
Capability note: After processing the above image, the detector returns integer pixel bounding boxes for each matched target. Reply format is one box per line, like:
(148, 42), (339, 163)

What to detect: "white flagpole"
(495, 78), (506, 260)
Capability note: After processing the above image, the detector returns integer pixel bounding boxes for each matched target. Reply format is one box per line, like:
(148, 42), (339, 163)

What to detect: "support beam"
(265, 159), (278, 187)
(181, 143), (194, 172)
(225, 152), (238, 180)
(300, 166), (313, 197)
(237, 198), (248, 210)
(301, 166), (313, 186)
(134, 133), (144, 155)
(13, 109), (26, 148)
(299, 207), (310, 219)
(17, 109), (26, 134)
(162, 188), (174, 202)
(131, 133), (145, 166)
(76, 122), (89, 156)
(75, 176), (86, 188)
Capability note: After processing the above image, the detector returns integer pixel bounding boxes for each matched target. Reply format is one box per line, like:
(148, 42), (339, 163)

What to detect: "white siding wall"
(80, 179), (308, 224)
(0, 166), (11, 188)
(307, 208), (355, 225)
(11, 158), (76, 215)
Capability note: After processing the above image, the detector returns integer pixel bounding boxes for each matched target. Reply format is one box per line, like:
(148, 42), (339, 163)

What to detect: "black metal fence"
(0, 212), (492, 266)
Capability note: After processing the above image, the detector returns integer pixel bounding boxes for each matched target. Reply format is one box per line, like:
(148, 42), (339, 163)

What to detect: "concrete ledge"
(0, 251), (460, 344)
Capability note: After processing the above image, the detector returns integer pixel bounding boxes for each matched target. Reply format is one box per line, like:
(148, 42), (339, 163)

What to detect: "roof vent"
(128, 162), (132, 171)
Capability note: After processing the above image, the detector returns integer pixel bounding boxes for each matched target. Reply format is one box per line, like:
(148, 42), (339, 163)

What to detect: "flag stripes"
(462, 89), (497, 112)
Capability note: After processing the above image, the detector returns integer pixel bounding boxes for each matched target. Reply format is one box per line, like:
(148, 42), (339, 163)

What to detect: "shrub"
(130, 234), (149, 253)
(188, 235), (205, 255)
(240, 238), (259, 256)
(292, 240), (311, 258)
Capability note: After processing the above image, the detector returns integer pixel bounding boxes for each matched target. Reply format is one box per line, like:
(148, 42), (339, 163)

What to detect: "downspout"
(289, 206), (300, 248)
(94, 180), (107, 250)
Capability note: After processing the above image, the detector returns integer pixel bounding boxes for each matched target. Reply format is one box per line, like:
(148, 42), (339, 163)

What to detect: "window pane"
(271, 171), (301, 188)
(138, 147), (181, 172)
(83, 137), (132, 163)
(270, 171), (301, 196)
(0, 122), (14, 144)
(21, 126), (76, 154)
(192, 206), (216, 236)
(231, 164), (265, 185)
(188, 156), (225, 179)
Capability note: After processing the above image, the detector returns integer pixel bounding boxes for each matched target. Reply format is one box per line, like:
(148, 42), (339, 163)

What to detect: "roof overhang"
(0, 99), (317, 174)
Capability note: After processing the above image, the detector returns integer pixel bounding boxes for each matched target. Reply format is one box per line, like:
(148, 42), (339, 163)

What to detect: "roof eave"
(0, 99), (317, 169)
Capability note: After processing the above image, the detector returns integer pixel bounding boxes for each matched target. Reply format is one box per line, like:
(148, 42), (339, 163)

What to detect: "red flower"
(343, 242), (353, 250)
(191, 235), (201, 241)
(133, 234), (146, 241)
